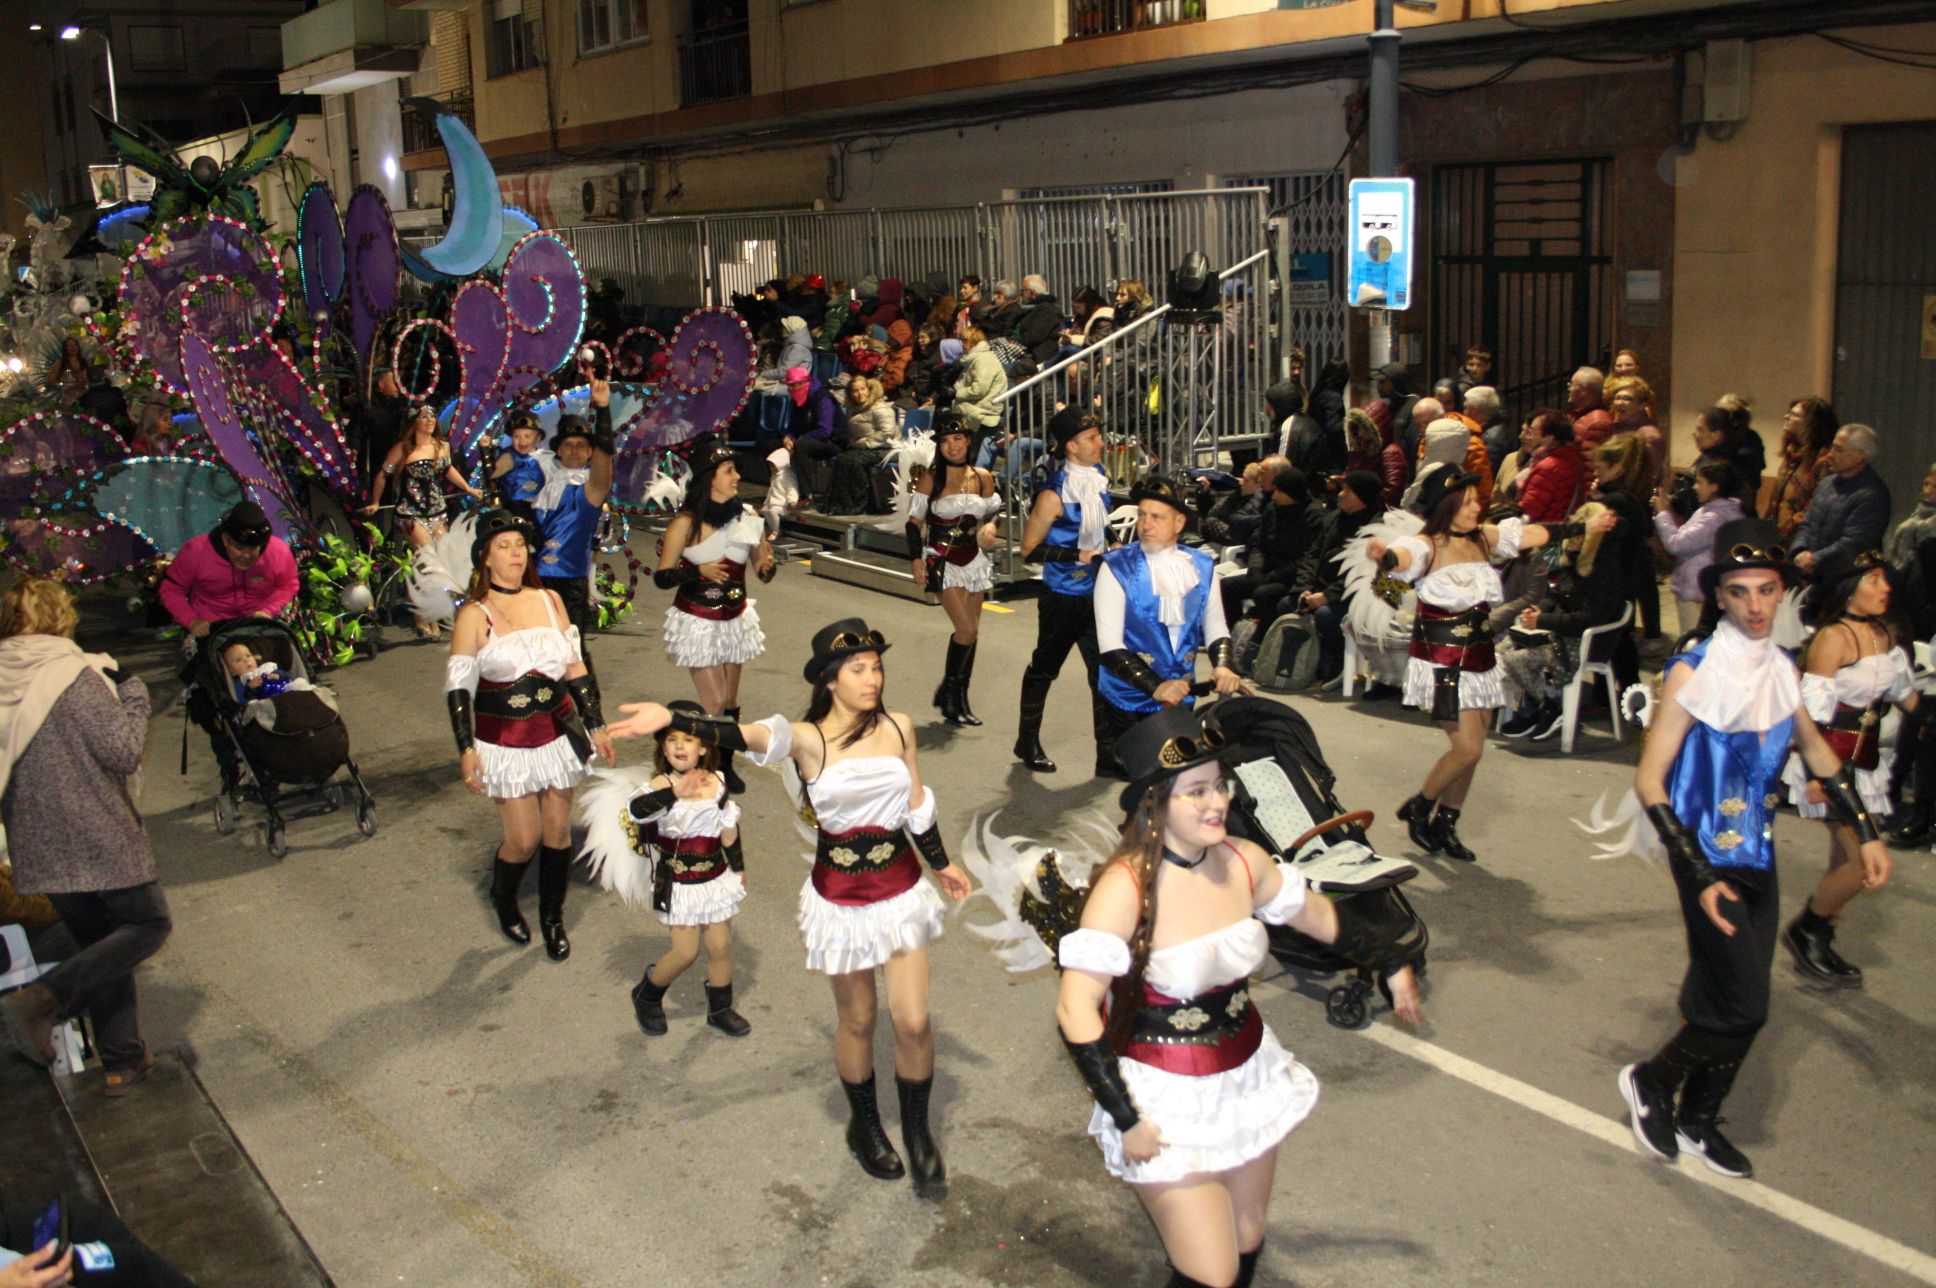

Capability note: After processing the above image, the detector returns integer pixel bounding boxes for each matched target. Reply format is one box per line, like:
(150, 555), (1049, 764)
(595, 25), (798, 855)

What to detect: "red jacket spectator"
(879, 319), (914, 398)
(1518, 443), (1584, 523)
(159, 512), (299, 629)
(1571, 405), (1615, 454)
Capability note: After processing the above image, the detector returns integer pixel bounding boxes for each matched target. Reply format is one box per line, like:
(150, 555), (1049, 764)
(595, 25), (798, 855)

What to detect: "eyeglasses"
(1853, 549), (1886, 570)
(828, 629), (887, 651)
(1172, 777), (1236, 809)
(1156, 726), (1223, 769)
(1727, 542), (1788, 564)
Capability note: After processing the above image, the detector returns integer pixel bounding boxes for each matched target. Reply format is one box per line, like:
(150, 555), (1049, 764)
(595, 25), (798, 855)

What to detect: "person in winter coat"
(823, 379), (899, 516)
(880, 319), (915, 401)
(1403, 419), (1474, 512)
(1653, 460), (1747, 634)
(1515, 410), (1584, 524)
(903, 324), (947, 407)
(1267, 381), (1321, 470)
(1371, 363), (1420, 461)
(1014, 276), (1065, 365)
(1342, 407), (1407, 508)
(784, 366), (846, 503)
(1307, 360), (1351, 475)
(1201, 454), (1288, 548)
(949, 326), (1009, 434)
(1219, 467), (1332, 633)
(0, 580), (172, 1094)
(764, 316), (813, 380)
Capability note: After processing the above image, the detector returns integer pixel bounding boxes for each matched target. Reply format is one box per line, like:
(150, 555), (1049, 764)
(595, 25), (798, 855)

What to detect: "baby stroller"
(1202, 696), (1429, 1028)
(190, 618), (377, 858)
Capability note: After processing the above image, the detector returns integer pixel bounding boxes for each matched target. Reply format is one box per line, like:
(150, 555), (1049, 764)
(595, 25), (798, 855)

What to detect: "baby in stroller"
(221, 640), (294, 699)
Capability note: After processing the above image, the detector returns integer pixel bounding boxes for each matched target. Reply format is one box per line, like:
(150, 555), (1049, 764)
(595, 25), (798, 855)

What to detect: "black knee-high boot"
(939, 638), (970, 725)
(1093, 695), (1130, 779)
(842, 1075), (905, 1180)
(955, 640), (982, 726)
(490, 856), (531, 945)
(721, 706), (746, 795)
(1234, 1245), (1263, 1288)
(1014, 668), (1056, 772)
(897, 1074), (947, 1199)
(537, 845), (571, 961)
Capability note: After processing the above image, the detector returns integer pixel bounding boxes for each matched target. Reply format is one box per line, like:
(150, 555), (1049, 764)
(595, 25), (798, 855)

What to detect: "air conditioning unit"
(579, 172), (624, 223)
(1704, 39), (1751, 124)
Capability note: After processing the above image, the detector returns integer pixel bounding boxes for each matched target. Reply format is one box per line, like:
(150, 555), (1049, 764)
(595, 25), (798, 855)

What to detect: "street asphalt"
(84, 549), (1936, 1287)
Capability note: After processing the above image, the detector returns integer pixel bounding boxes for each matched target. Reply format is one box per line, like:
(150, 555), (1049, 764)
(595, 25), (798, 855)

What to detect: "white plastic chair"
(1560, 603), (1634, 753)
(0, 924), (87, 1074)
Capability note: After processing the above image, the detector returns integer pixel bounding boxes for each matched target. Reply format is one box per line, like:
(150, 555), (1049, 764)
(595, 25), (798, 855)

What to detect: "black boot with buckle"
(1397, 794), (1440, 854)
(1431, 804), (1477, 862)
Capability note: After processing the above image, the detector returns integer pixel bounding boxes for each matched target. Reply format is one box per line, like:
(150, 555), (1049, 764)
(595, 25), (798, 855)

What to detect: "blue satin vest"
(538, 484), (600, 579)
(1665, 640), (1794, 873)
(1040, 466), (1101, 598)
(1097, 543), (1215, 714)
(496, 450), (545, 509)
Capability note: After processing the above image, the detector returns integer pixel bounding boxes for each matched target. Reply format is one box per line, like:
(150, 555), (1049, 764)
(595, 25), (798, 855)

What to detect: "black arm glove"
(724, 835), (745, 873)
(1540, 521), (1587, 542)
(1033, 543), (1081, 564)
(627, 786), (676, 822)
(668, 708), (747, 753)
(565, 674), (605, 731)
(447, 689), (476, 756)
(1207, 637), (1235, 672)
(590, 404), (616, 455)
(905, 521), (924, 562)
(909, 821), (952, 871)
(1327, 898), (1412, 975)
(1812, 767), (1881, 844)
(1062, 1035), (1140, 1132)
(1646, 803), (1720, 890)
(1099, 648), (1162, 698)
(652, 564), (702, 590)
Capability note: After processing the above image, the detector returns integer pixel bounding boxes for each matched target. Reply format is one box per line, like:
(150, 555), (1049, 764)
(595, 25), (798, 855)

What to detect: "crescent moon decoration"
(118, 214), (284, 395)
(180, 332), (307, 546)
(297, 181), (344, 347)
(490, 206), (542, 273)
(400, 103), (505, 282)
(56, 454), (243, 557)
(344, 184), (400, 379)
(0, 410), (152, 583)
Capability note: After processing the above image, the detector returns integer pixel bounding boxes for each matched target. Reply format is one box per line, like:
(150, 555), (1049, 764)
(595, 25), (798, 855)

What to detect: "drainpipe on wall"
(1366, 0), (1400, 371)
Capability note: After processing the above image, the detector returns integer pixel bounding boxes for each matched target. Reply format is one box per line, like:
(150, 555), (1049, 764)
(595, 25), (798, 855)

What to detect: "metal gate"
(1834, 121), (1936, 522)
(1227, 171), (1349, 380)
(1430, 158), (1612, 417)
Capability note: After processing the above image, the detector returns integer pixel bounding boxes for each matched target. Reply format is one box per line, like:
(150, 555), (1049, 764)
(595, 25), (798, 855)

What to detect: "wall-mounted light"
(60, 24), (82, 39)
(383, 155), (399, 181)
(29, 23), (43, 32)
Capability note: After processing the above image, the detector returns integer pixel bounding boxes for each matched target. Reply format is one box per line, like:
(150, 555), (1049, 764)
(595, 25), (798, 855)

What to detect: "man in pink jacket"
(158, 501), (299, 640)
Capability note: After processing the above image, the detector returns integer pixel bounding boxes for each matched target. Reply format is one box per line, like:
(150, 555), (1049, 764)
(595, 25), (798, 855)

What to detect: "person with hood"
(783, 365), (847, 503)
(1014, 274), (1066, 365)
(1370, 362), (1419, 461)
(879, 318), (915, 401)
(1307, 360), (1352, 474)
(1401, 418), (1474, 513)
(1266, 381), (1320, 470)
(765, 316), (813, 380)
(782, 275), (829, 330)
(1302, 470), (1387, 688)
(1344, 407), (1407, 507)
(0, 580), (172, 1095)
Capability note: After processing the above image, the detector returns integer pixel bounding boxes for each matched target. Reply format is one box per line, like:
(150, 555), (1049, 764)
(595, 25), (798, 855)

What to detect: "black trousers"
(1220, 574), (1293, 626)
(0, 1195), (196, 1286)
(1672, 861), (1778, 1040)
(1025, 589), (1100, 695)
(40, 882), (173, 1071)
(540, 575), (596, 677)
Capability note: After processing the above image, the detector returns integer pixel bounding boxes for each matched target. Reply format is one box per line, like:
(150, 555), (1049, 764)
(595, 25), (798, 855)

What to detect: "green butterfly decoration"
(93, 109), (296, 228)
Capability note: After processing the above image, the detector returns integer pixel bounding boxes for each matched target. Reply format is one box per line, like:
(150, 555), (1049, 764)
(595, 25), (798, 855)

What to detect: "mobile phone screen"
(30, 1196), (64, 1255)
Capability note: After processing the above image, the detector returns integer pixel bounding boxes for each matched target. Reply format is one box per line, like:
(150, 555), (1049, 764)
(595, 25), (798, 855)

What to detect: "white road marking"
(1356, 1023), (1936, 1285)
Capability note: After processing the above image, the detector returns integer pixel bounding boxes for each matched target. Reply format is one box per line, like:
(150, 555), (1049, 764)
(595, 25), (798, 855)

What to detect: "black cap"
(470, 508), (541, 567)
(219, 500), (272, 547)
(1341, 470), (1383, 508)
(1130, 473), (1193, 517)
(1115, 706), (1226, 813)
(1699, 517), (1800, 597)
(803, 617), (891, 682)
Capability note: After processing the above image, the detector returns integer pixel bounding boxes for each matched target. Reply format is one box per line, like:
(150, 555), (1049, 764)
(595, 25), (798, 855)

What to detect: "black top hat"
(661, 697), (712, 739)
(218, 500), (272, 547)
(932, 410), (972, 440)
(1410, 468), (1480, 519)
(1048, 406), (1093, 452)
(471, 508), (542, 567)
(1699, 516), (1800, 597)
(1129, 473), (1193, 517)
(552, 413), (593, 447)
(1115, 706), (1226, 813)
(803, 617), (892, 682)
(506, 409), (542, 433)
(683, 434), (738, 473)
(1802, 546), (1887, 618)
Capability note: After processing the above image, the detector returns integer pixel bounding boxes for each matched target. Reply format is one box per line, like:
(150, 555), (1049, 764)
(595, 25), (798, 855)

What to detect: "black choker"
(702, 498), (741, 528)
(1160, 846), (1208, 870)
(1449, 527), (1481, 539)
(488, 581), (524, 595)
(1847, 613), (1884, 624)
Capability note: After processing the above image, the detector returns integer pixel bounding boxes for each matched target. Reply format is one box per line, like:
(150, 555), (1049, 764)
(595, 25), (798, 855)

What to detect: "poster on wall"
(1288, 252), (1332, 307)
(1347, 177), (1414, 310)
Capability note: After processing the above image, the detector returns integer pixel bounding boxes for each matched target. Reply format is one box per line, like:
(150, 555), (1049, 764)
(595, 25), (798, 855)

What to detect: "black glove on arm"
(725, 835), (745, 873)
(1062, 1035), (1140, 1132)
(653, 563), (702, 590)
(905, 520), (925, 562)
(1033, 542), (1081, 564)
(1207, 637), (1235, 672)
(668, 708), (747, 753)
(1645, 802), (1721, 890)
(447, 689), (476, 756)
(591, 404), (616, 455)
(1813, 767), (1881, 843)
(910, 821), (952, 871)
(565, 674), (605, 731)
(1100, 649), (1163, 698)
(627, 786), (676, 822)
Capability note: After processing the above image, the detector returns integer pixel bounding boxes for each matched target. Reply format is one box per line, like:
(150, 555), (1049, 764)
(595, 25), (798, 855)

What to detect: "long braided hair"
(1086, 778), (1180, 1048)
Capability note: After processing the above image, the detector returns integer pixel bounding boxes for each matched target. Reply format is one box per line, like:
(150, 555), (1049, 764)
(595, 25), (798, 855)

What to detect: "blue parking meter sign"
(1348, 178), (1415, 311)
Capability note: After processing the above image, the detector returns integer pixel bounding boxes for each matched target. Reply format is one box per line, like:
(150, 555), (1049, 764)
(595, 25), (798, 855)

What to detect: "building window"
(127, 25), (186, 73)
(487, 1), (544, 77)
(579, 0), (648, 55)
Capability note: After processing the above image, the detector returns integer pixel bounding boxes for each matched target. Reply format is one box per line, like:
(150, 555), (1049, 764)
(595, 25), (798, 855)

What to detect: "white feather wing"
(1341, 512), (1423, 643)
(955, 810), (1118, 974)
(574, 766), (661, 908)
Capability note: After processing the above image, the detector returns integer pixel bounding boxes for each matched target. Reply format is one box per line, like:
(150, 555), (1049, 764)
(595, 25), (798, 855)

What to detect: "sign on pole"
(1347, 177), (1415, 311)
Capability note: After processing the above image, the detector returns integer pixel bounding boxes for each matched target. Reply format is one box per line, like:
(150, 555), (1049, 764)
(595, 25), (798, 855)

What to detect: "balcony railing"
(1067, 0), (1205, 40)
(678, 20), (750, 107)
(402, 91), (475, 154)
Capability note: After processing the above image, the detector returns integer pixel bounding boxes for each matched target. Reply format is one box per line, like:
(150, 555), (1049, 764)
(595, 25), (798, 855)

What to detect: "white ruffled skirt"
(662, 870), (746, 927)
(477, 735), (586, 798)
(663, 603), (766, 669)
(1781, 751), (1894, 820)
(797, 877), (947, 975)
(939, 553), (994, 595)
(1090, 1025), (1318, 1184)
(1402, 657), (1506, 714)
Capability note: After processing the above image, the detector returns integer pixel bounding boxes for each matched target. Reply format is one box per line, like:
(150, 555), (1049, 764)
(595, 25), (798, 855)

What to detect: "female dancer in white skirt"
(653, 436), (775, 793)
(1367, 469), (1602, 862)
(607, 618), (973, 1199)
(446, 509), (614, 961)
(1055, 706), (1401, 1288)
(1779, 548), (1908, 987)
(577, 700), (751, 1036)
(905, 413), (1002, 725)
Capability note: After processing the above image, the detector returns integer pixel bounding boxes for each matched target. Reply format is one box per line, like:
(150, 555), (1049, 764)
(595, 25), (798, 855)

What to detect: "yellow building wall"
(1670, 23), (1936, 462)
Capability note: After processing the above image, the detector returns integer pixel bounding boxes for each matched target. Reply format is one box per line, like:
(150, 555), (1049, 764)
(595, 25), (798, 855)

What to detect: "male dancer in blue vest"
(1014, 408), (1122, 777)
(535, 377), (616, 673)
(1094, 474), (1243, 751)
(1617, 517), (1887, 1180)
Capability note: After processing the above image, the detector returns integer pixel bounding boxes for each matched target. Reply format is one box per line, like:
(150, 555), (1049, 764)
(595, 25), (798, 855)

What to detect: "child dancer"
(579, 700), (751, 1037)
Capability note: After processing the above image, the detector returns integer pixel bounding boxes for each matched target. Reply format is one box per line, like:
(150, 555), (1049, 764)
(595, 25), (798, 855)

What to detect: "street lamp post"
(61, 22), (119, 124)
